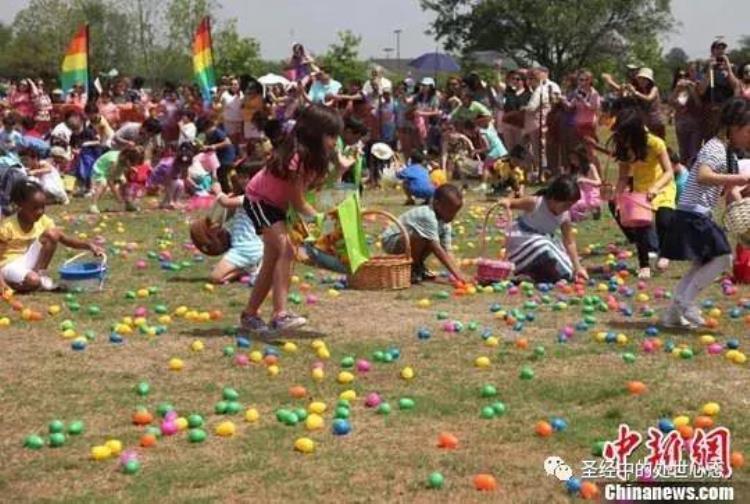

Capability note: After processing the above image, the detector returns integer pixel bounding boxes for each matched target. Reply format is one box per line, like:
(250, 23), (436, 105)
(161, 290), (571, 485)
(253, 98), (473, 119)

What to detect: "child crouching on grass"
(88, 146), (145, 214)
(381, 184), (465, 284)
(240, 105), (343, 334)
(210, 162), (264, 285)
(0, 180), (103, 293)
(501, 175), (588, 284)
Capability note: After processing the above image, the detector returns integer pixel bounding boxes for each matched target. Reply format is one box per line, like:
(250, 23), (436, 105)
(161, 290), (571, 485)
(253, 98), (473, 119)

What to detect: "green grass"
(1, 185), (749, 503)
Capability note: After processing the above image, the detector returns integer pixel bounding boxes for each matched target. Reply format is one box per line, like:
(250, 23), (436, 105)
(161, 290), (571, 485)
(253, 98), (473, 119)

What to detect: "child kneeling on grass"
(0, 179), (103, 293)
(381, 183), (465, 284)
(88, 146), (145, 214)
(397, 150), (435, 205)
(501, 175), (588, 284)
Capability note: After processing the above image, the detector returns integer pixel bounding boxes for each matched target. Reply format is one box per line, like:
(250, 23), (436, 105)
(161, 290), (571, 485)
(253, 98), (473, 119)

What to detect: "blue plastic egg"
(658, 418), (675, 433)
(332, 418), (351, 436)
(417, 328), (432, 340)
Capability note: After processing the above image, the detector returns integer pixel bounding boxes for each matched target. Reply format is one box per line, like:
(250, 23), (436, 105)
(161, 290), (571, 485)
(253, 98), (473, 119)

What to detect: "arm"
(560, 221), (587, 280)
(578, 164), (602, 186)
(290, 180), (317, 218)
(696, 163), (750, 187)
(616, 162), (632, 193)
(56, 229), (104, 255)
(647, 148), (675, 199)
(216, 193), (244, 209)
(498, 196), (537, 213)
(631, 86), (659, 103)
(206, 136), (231, 151)
(601, 73), (622, 93)
(428, 240), (464, 283)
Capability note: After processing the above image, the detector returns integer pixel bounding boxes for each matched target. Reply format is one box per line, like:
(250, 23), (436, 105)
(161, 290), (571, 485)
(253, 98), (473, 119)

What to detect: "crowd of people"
(0, 38), (749, 334)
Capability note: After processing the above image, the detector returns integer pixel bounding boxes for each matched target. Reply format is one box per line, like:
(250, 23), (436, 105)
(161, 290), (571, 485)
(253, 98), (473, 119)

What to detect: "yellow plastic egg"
(316, 347), (331, 359)
(699, 335), (716, 345)
(337, 371), (354, 384)
(310, 339), (325, 350)
(308, 401), (327, 414)
(283, 341), (298, 353)
(709, 308), (722, 318)
(203, 283), (215, 292)
(48, 305), (61, 315)
(158, 315), (172, 324)
(62, 329), (77, 339)
(673, 415), (690, 428)
(636, 293), (649, 302)
(175, 306), (188, 316)
(136, 289), (149, 298)
(339, 389), (357, 401)
(168, 357), (184, 371)
(249, 350), (263, 362)
(267, 364), (280, 376)
(401, 366), (415, 380)
(175, 417), (189, 430)
(311, 368), (325, 382)
(215, 421), (236, 437)
(616, 334), (628, 345)
(305, 413), (324, 430)
(294, 437), (315, 454)
(671, 348), (682, 358)
(291, 275), (300, 284)
(732, 352), (746, 364)
(105, 439), (123, 455)
(475, 356), (491, 368)
(417, 298), (431, 308)
(133, 317), (147, 326)
(485, 336), (499, 347)
(90, 445), (112, 460)
(725, 350), (740, 361)
(327, 289), (339, 297)
(197, 312), (211, 322)
(597, 283), (608, 292)
(594, 332), (607, 343)
(702, 402), (720, 416)
(0, 317), (10, 327)
(191, 340), (204, 352)
(245, 408), (259, 423)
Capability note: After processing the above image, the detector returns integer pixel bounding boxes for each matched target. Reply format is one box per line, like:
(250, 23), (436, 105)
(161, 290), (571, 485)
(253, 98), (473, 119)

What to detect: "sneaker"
(638, 267), (651, 280)
(472, 182), (488, 193)
(683, 305), (706, 327)
(660, 303), (693, 329)
(411, 263), (425, 284)
(38, 273), (57, 292)
(271, 312), (307, 331)
(88, 204), (100, 215)
(239, 313), (269, 333)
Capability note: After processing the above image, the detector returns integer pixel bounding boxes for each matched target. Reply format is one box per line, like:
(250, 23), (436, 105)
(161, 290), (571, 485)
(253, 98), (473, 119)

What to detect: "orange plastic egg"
(535, 420), (553, 437)
(473, 473), (497, 491)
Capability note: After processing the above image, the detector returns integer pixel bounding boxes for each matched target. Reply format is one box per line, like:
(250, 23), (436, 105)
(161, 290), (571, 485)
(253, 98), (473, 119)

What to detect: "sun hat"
(371, 142), (394, 161)
(711, 38), (728, 50)
(635, 67), (654, 83)
(420, 77), (436, 87)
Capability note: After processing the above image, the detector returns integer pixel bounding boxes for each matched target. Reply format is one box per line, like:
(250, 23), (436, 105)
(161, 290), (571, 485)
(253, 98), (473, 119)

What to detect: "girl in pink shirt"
(241, 105), (342, 333)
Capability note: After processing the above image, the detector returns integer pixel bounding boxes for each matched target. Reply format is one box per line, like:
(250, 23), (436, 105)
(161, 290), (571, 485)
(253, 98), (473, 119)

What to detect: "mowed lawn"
(1, 184), (749, 503)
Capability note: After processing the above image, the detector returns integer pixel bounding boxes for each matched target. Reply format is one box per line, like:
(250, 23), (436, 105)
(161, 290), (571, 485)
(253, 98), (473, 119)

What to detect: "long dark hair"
(536, 175), (581, 203)
(568, 145), (591, 176)
(719, 97), (750, 174)
(613, 108), (648, 162)
(267, 104), (343, 187)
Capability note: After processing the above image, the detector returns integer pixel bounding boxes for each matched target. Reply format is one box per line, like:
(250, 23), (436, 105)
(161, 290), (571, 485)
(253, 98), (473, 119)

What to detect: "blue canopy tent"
(408, 52), (461, 77)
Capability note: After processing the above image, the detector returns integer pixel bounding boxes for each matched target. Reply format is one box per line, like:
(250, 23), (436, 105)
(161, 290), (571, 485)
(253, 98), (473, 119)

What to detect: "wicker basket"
(348, 210), (412, 290)
(725, 199), (750, 236)
(476, 202), (515, 285)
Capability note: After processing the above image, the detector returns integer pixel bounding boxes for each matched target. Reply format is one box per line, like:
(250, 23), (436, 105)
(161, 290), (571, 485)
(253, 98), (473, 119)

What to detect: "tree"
(664, 47), (688, 70)
(165, 0), (220, 56)
(213, 19), (262, 78)
(728, 36), (750, 66)
(127, 0), (165, 79)
(321, 30), (368, 84)
(421, 0), (675, 80)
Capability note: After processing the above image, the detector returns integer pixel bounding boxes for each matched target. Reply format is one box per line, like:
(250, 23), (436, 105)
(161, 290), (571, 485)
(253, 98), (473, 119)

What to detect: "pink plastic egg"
(135, 260), (147, 269)
(235, 354), (250, 367)
(356, 359), (371, 373)
(707, 343), (723, 355)
(306, 295), (318, 305)
(134, 307), (148, 317)
(642, 340), (655, 353)
(161, 421), (178, 436)
(364, 392), (382, 408)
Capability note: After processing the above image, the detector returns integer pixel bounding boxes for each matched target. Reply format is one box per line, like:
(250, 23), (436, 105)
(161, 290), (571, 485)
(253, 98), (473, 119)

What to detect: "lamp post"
(383, 47), (394, 60)
(394, 29), (402, 61)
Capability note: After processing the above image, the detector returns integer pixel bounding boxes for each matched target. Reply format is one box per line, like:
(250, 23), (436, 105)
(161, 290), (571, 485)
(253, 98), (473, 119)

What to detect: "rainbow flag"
(60, 25), (89, 95)
(193, 17), (216, 104)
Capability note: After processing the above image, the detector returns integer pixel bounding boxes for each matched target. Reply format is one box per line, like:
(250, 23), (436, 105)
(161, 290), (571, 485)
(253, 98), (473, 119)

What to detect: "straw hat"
(635, 67), (654, 83)
(371, 142), (394, 161)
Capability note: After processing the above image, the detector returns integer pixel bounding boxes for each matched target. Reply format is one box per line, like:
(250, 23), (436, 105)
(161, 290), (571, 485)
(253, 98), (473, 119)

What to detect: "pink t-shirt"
(245, 154), (301, 210)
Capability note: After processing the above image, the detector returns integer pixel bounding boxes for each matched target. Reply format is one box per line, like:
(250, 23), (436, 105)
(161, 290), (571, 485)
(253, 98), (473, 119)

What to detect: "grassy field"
(0, 186), (749, 503)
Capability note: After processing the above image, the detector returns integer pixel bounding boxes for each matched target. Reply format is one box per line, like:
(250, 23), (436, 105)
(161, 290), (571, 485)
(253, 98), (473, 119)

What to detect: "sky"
(1, 0), (748, 61)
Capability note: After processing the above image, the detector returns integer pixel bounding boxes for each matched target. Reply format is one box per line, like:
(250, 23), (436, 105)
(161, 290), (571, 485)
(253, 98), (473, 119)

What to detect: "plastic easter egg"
(400, 366), (415, 380)
(161, 421), (178, 436)
(480, 384), (497, 397)
(365, 393), (382, 408)
(427, 472), (445, 489)
(48, 420), (64, 434)
(622, 352), (636, 364)
(215, 421), (236, 437)
(727, 339), (740, 350)
(241, 407), (258, 422)
(473, 473), (497, 491)
(48, 433), (66, 447)
(566, 477), (582, 493)
(474, 356), (491, 368)
(417, 327), (431, 340)
(339, 389), (357, 401)
(168, 357), (184, 371)
(188, 428), (207, 443)
(550, 417), (568, 432)
(294, 437), (315, 454)
(658, 418), (675, 433)
(491, 402), (507, 416)
(332, 419), (351, 436)
(437, 432), (459, 449)
(355, 359), (371, 373)
(535, 420), (553, 437)
(67, 420), (84, 436)
(627, 381), (647, 395)
(731, 452), (745, 469)
(24, 435), (44, 450)
(91, 445), (112, 460)
(519, 366), (534, 380)
(398, 397), (415, 410)
(591, 440), (605, 456)
(376, 402), (392, 415)
(702, 402), (720, 416)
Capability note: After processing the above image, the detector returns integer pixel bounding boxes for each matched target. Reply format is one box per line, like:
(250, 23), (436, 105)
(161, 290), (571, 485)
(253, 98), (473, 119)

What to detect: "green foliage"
(421, 0), (675, 81)
(321, 30), (368, 85)
(213, 19), (262, 78)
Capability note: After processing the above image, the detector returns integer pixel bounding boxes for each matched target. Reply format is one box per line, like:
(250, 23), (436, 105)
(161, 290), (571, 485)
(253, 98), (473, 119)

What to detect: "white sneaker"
(638, 267), (651, 280)
(88, 204), (100, 215)
(472, 183), (488, 193)
(39, 274), (57, 291)
(683, 305), (705, 327)
(660, 303), (692, 329)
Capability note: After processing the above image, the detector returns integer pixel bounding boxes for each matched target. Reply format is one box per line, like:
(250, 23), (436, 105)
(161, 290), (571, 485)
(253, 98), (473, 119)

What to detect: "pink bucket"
(617, 192), (653, 228)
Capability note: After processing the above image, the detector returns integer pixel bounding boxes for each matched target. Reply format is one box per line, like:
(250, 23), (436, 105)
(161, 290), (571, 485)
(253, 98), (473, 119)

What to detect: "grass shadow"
(608, 319), (722, 336)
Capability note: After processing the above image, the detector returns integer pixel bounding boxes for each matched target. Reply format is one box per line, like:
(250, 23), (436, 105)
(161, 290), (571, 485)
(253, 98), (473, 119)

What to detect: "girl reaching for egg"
(239, 105), (343, 334)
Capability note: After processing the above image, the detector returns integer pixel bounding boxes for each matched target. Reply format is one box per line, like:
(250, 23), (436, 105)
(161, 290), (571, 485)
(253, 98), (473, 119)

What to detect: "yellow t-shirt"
(0, 215), (55, 267)
(631, 134), (676, 210)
